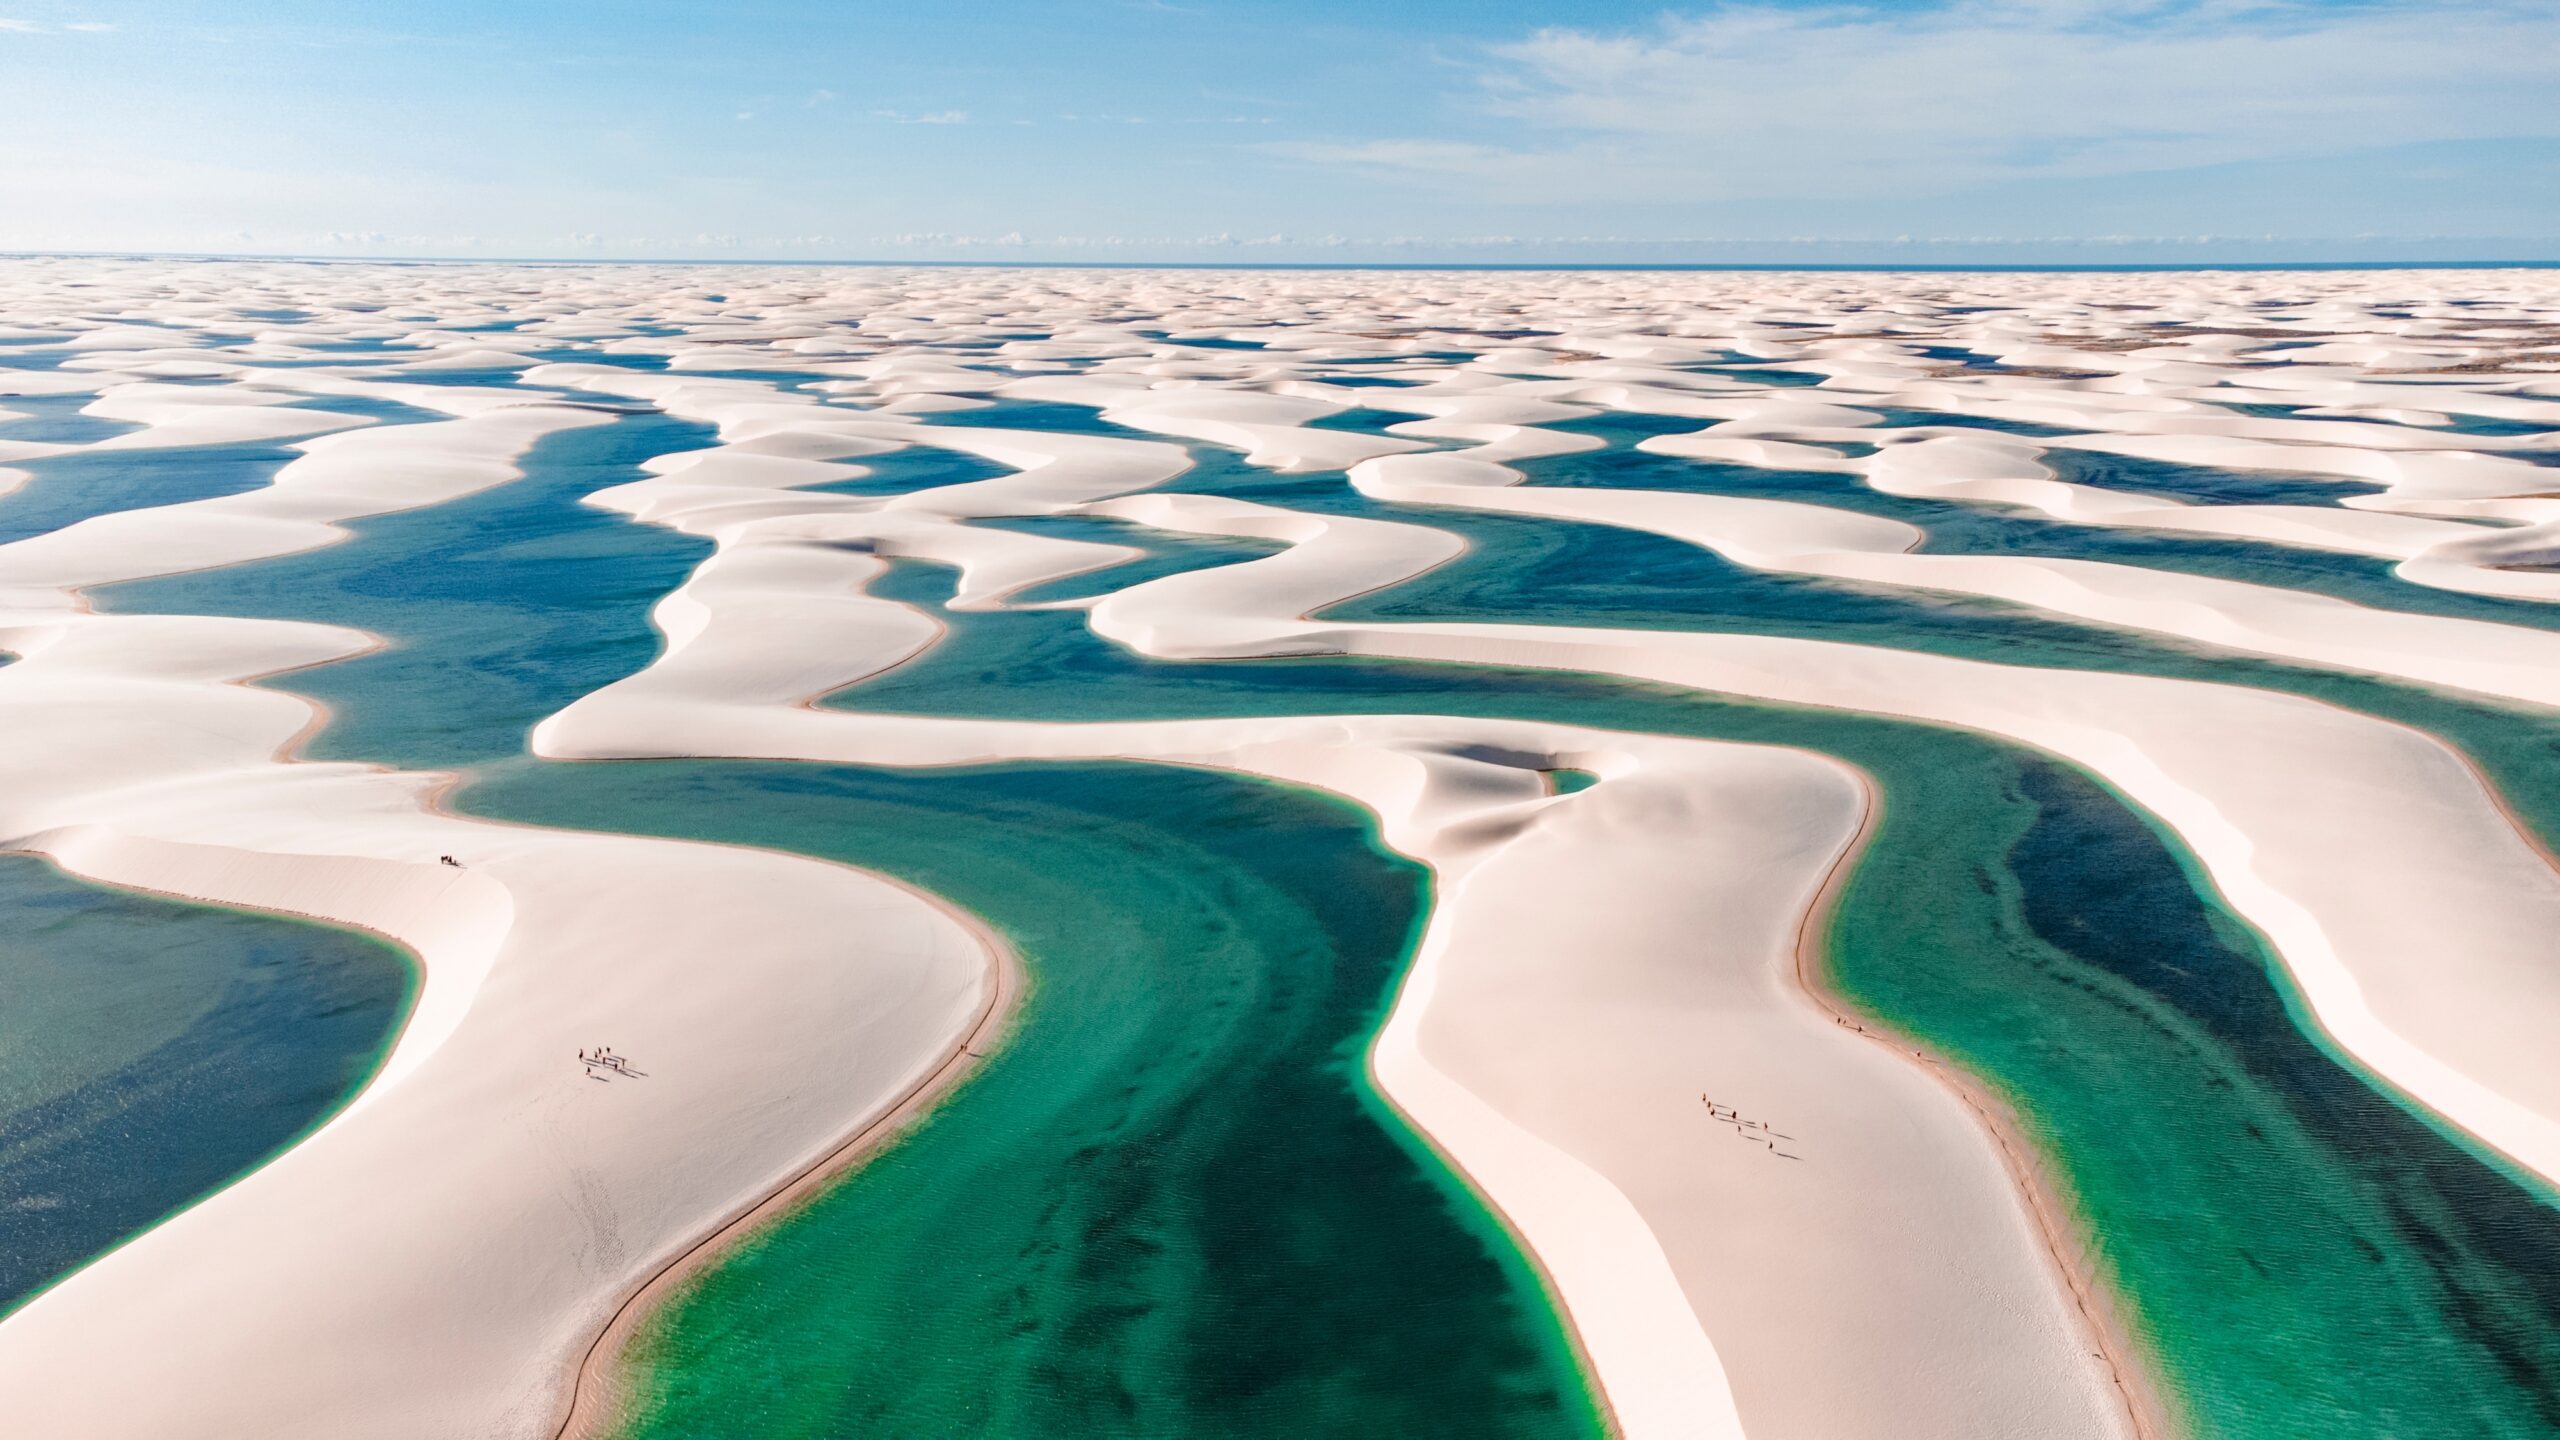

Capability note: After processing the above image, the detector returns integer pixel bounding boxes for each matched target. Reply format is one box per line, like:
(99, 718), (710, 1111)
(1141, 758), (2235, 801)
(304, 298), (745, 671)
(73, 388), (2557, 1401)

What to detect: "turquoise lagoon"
(21, 370), (2560, 1436)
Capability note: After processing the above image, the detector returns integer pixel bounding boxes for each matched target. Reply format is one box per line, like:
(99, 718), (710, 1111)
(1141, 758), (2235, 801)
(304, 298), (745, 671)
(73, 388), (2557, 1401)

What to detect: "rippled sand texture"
(0, 259), (2558, 1439)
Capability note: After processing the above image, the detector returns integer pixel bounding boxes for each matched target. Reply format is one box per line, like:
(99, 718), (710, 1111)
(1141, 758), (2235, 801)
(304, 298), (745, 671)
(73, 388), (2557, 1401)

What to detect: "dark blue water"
(0, 392), (138, 445)
(0, 857), (410, 1315)
(0, 395), (448, 548)
(1520, 423), (2560, 637)
(30, 337), (2560, 1436)
(1867, 407), (2082, 438)
(81, 397), (1610, 1439)
(103, 411), (720, 770)
(2042, 448), (2382, 508)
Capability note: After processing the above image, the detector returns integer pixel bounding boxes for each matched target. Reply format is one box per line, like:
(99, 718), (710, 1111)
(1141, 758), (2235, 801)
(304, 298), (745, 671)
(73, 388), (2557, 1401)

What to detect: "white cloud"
(1280, 0), (2560, 202)
(873, 108), (970, 126)
(1270, 139), (1517, 176)
(3, 18), (120, 35)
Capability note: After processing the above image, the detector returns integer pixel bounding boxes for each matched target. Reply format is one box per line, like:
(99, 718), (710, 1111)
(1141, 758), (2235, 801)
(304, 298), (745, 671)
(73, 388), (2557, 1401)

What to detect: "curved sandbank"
(1070, 482), (2560, 1189)
(1188, 310), (2560, 607)
(1658, 427), (2560, 608)
(9, 258), (2560, 1438)
(541, 689), (2139, 1440)
(552, 884), (1025, 1440)
(529, 419), (2163, 1437)
(517, 268), (2560, 1426)
(1029, 374), (2560, 701)
(798, 376), (2560, 1190)
(0, 399), (998, 1438)
(1347, 444), (2560, 711)
(776, 360), (2560, 1158)
(532, 379), (2560, 1432)
(0, 850), (412, 1316)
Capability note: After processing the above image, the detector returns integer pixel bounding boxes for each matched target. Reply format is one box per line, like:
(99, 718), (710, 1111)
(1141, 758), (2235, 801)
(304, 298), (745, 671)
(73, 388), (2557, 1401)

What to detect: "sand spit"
(6, 258), (2560, 1438)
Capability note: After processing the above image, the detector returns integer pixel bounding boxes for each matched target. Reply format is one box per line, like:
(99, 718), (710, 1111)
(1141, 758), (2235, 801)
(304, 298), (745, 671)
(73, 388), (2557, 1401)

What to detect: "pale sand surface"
(1056, 484), (2560, 1184)
(1350, 444), (2560, 708)
(554, 881), (1027, 1440)
(3, 260), (2560, 1437)
(0, 393), (992, 1439)
(534, 332), (2560, 1428)
(548, 692), (2139, 1439)
(529, 291), (2560, 1430)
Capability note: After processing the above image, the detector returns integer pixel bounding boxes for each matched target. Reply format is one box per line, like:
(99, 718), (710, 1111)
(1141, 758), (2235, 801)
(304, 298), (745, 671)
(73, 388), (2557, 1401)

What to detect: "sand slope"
(6, 258), (2560, 1438)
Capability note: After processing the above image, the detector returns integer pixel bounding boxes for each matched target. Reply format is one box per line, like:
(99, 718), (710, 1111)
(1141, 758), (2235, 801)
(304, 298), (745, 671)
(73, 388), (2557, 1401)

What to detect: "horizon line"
(7, 249), (2560, 275)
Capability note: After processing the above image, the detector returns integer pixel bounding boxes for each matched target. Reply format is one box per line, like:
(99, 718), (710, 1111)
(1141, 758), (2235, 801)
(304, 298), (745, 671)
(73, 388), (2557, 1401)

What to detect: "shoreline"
(4, 610), (1031, 1439)
(0, 848), (429, 1323)
(546, 866), (1026, 1440)
(16, 261), (2560, 1437)
(1789, 762), (2179, 1440)
(0, 630), (423, 1319)
(1348, 856), (1625, 1440)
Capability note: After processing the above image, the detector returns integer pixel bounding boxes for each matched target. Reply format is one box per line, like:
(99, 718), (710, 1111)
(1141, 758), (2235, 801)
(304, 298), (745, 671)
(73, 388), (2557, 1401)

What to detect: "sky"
(0, 0), (2553, 264)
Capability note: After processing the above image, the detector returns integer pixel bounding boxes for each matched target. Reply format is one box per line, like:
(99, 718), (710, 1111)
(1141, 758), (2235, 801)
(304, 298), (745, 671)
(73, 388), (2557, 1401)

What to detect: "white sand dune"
(989, 368), (2560, 702)
(6, 258), (2560, 1439)
(534, 564), (2140, 1439)
(1359, 444), (2560, 709)
(0, 404), (609, 612)
(0, 386), (371, 466)
(528, 355), (2560, 1430)
(1039, 472), (2560, 1188)
(0, 390), (993, 1439)
(1646, 426), (2560, 605)
(549, 379), (2560, 1190)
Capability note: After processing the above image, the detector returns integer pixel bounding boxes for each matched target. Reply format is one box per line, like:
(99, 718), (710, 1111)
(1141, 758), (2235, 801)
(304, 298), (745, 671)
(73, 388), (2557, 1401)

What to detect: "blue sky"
(1, 0), (2553, 262)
